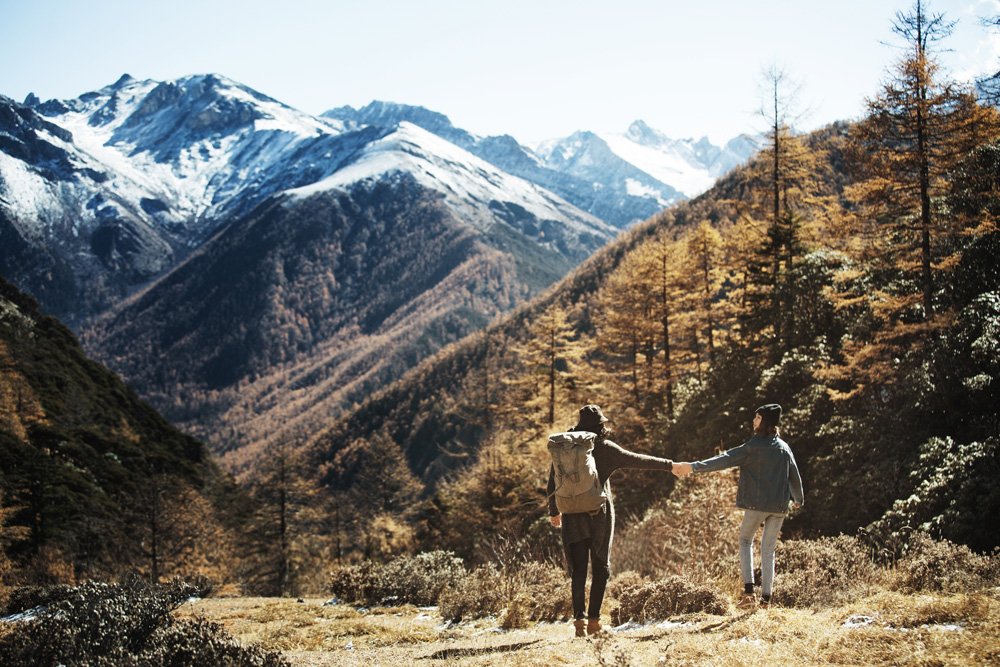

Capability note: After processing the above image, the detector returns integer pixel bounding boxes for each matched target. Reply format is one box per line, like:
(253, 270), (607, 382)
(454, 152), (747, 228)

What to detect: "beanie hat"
(756, 403), (782, 428)
(575, 404), (609, 432)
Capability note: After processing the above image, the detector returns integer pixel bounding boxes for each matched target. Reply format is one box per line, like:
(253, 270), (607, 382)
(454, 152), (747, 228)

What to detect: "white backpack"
(548, 431), (607, 514)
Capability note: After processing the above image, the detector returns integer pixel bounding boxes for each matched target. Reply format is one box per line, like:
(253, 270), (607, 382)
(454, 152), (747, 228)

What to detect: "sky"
(2, 0), (999, 147)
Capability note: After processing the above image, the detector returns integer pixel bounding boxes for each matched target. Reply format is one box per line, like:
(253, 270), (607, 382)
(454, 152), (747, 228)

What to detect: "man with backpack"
(547, 404), (673, 637)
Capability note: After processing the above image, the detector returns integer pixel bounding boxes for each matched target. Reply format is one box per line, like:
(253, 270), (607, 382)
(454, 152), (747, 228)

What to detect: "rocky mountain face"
(0, 74), (618, 473)
(1, 73), (750, 475)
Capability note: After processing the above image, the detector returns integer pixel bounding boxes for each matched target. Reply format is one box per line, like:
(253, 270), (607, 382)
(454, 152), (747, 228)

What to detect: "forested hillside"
(302, 5), (1000, 567)
(2, 0), (998, 604)
(0, 275), (257, 589)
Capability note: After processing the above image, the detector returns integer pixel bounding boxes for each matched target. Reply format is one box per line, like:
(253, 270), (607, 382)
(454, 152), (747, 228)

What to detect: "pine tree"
(350, 430), (423, 560)
(506, 307), (586, 430)
(686, 221), (725, 367)
(737, 65), (828, 356)
(847, 0), (1000, 318)
(597, 254), (656, 409)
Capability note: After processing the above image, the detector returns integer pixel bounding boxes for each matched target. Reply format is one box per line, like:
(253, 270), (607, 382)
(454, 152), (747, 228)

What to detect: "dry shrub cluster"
(777, 534), (879, 608)
(327, 549), (571, 627)
(438, 560), (571, 626)
(0, 575), (285, 667)
(613, 469), (742, 582)
(610, 575), (729, 624)
(889, 532), (1000, 594)
(327, 550), (465, 607)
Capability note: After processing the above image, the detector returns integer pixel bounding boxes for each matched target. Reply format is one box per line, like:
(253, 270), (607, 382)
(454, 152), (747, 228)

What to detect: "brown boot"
(574, 619), (588, 637)
(587, 618), (607, 636)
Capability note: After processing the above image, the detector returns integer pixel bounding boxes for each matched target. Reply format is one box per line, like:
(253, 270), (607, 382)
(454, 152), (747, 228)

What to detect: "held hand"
(672, 462), (693, 478)
(550, 514), (562, 528)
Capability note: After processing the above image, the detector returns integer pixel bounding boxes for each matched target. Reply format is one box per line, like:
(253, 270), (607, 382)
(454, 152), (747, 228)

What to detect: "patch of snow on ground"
(843, 615), (876, 627)
(0, 606), (46, 623)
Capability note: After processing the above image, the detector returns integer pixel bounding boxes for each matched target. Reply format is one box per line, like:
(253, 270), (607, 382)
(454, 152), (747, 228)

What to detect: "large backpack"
(548, 431), (607, 514)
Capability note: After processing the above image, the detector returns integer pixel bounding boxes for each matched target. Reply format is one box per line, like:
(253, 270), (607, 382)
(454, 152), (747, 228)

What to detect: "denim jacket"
(691, 434), (804, 514)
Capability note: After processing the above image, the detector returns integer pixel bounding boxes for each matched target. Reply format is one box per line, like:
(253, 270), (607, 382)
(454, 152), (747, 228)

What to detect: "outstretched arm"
(602, 441), (672, 473)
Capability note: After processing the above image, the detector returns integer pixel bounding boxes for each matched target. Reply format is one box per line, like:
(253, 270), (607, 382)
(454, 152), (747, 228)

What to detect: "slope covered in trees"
(0, 275), (253, 587)
(306, 1), (1000, 564)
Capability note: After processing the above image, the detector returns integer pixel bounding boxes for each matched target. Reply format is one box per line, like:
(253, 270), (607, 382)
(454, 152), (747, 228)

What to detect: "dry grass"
(173, 587), (1000, 667)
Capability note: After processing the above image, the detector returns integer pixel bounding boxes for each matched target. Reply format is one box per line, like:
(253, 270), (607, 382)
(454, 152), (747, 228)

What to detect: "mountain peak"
(626, 119), (667, 147)
(111, 73), (136, 89)
(322, 100), (475, 150)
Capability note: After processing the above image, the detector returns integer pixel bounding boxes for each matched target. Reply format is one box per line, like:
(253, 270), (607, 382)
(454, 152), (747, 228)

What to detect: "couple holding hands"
(547, 403), (804, 638)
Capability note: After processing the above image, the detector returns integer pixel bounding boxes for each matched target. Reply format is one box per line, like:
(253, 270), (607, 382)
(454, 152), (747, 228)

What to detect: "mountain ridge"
(1, 72), (750, 477)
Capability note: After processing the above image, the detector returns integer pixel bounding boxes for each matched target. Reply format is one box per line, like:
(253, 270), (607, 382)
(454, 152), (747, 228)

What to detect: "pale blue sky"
(2, 0), (998, 145)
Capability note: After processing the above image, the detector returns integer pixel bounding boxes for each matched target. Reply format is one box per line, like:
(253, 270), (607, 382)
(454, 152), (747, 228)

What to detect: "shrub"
(610, 576), (729, 624)
(438, 563), (506, 621)
(0, 575), (286, 667)
(328, 550), (466, 607)
(890, 532), (1000, 593)
(777, 535), (879, 608)
(438, 561), (571, 624)
(607, 570), (648, 602)
(613, 470), (742, 582)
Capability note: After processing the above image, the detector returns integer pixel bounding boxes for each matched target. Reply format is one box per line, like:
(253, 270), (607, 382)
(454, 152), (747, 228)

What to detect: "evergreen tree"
(847, 0), (999, 318)
(737, 66), (828, 357)
(349, 430), (423, 560)
(506, 308), (586, 430)
(686, 221), (724, 368)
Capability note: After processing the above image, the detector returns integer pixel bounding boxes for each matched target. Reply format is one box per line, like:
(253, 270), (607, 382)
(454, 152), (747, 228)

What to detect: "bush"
(610, 576), (729, 624)
(607, 571), (649, 601)
(438, 564), (506, 622)
(0, 575), (286, 667)
(328, 550), (466, 607)
(613, 470), (742, 582)
(890, 532), (1000, 594)
(438, 561), (571, 625)
(777, 535), (879, 608)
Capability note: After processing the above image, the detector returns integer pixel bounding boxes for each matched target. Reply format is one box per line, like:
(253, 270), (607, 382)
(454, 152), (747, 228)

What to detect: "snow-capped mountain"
(1, 74), (613, 322)
(0, 72), (748, 471)
(10, 74), (351, 244)
(533, 121), (754, 224)
(1, 73), (622, 467)
(325, 103), (754, 229)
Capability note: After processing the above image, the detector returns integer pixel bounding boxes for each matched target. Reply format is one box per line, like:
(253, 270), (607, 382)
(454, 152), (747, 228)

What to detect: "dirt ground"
(174, 592), (1000, 667)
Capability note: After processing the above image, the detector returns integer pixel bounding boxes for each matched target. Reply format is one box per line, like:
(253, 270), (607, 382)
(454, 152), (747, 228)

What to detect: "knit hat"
(756, 403), (782, 429)
(575, 404), (609, 432)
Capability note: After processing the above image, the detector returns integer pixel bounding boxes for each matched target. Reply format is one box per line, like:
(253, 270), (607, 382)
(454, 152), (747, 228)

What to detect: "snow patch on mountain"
(35, 74), (348, 239)
(600, 132), (717, 197)
(288, 122), (613, 238)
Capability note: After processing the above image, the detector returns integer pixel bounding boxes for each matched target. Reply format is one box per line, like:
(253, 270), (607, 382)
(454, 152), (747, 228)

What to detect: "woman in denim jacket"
(672, 404), (804, 609)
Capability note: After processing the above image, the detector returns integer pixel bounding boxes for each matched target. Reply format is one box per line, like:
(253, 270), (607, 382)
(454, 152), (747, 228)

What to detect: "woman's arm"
(601, 440), (672, 474)
(788, 451), (805, 507)
(689, 443), (749, 474)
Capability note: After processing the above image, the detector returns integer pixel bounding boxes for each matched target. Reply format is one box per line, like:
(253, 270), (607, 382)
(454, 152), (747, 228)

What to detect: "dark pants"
(568, 538), (610, 620)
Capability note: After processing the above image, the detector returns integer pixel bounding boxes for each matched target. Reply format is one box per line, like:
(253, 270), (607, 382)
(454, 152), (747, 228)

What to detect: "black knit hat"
(756, 403), (782, 428)
(575, 404), (609, 431)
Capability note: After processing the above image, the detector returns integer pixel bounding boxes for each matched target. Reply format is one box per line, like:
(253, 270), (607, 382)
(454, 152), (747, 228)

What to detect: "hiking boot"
(736, 593), (757, 610)
(574, 619), (588, 637)
(760, 597), (772, 609)
(587, 618), (608, 636)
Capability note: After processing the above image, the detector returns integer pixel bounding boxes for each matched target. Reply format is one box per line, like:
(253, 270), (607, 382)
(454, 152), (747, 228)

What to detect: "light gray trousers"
(739, 509), (785, 596)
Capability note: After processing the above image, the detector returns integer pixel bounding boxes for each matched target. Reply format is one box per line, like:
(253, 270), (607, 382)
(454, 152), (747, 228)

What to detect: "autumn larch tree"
(847, 0), (1000, 319)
